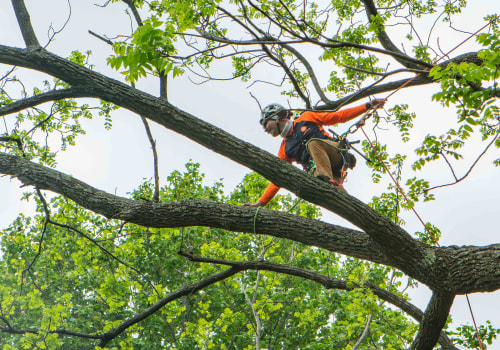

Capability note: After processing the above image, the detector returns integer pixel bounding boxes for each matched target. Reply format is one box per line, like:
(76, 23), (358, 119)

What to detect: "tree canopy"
(0, 0), (499, 349)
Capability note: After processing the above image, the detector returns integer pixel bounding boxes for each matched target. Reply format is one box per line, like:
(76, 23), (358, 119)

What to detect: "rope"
(254, 15), (499, 346)
(253, 206), (262, 235)
(359, 126), (493, 348)
(466, 294), (484, 349)
(360, 127), (440, 247)
(385, 13), (500, 101)
(352, 16), (500, 348)
(434, 14), (500, 66)
(253, 195), (305, 236)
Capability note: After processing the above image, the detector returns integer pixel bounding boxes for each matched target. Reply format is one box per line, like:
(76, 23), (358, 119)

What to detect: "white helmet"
(259, 103), (288, 128)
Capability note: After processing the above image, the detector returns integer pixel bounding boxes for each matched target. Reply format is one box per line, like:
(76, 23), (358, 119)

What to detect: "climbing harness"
(352, 14), (500, 346)
(330, 15), (500, 348)
(304, 137), (352, 186)
(254, 14), (498, 349)
(332, 109), (378, 162)
(307, 108), (378, 186)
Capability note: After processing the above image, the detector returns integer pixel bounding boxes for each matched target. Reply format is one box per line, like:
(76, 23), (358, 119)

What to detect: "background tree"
(0, 0), (499, 349)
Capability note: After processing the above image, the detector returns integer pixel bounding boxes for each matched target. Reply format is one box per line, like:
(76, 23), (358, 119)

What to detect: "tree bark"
(0, 44), (498, 349)
(360, 0), (426, 70)
(11, 0), (40, 48)
(2, 152), (500, 295)
(410, 292), (456, 350)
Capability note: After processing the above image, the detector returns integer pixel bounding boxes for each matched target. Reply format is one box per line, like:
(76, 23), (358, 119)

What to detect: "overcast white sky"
(1, 0), (499, 347)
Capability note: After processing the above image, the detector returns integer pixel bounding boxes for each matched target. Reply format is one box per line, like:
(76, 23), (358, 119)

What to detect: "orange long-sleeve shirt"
(258, 104), (368, 205)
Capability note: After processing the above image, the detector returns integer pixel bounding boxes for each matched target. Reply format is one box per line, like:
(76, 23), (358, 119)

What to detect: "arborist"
(243, 98), (386, 208)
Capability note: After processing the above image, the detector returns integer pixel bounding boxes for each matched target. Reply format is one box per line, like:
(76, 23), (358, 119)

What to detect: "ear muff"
(280, 120), (293, 137)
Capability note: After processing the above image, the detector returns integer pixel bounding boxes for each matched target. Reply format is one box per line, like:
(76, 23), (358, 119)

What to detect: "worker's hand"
(370, 98), (386, 110)
(242, 201), (265, 208)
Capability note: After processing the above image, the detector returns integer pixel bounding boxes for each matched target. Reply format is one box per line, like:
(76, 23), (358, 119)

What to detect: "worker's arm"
(307, 98), (386, 125)
(242, 181), (280, 207)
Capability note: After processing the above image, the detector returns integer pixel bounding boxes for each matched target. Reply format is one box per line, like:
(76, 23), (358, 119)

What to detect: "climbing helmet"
(259, 103), (288, 128)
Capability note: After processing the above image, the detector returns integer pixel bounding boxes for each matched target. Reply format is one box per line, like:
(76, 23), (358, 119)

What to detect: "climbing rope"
(343, 15), (500, 349)
(253, 206), (262, 235)
(253, 15), (498, 347)
(360, 126), (441, 246)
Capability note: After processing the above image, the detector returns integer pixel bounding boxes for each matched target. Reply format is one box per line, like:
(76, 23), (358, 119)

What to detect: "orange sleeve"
(258, 182), (281, 205)
(301, 104), (368, 126)
(258, 141), (293, 205)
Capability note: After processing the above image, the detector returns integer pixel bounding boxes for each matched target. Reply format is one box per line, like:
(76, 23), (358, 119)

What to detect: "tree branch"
(410, 291), (456, 350)
(428, 122), (500, 191)
(22, 188), (49, 274)
(0, 88), (90, 116)
(0, 151), (388, 265)
(352, 315), (373, 350)
(196, 28), (433, 70)
(243, 1), (331, 104)
(179, 251), (459, 350)
(140, 116), (160, 202)
(0, 45), (498, 294)
(10, 0), (40, 48)
(279, 41), (332, 105)
(0, 327), (103, 340)
(98, 266), (241, 348)
(217, 5), (312, 108)
(0, 136), (23, 152)
(360, 0), (423, 69)
(122, 0), (143, 26)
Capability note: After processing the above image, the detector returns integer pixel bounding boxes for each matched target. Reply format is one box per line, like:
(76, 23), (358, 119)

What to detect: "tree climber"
(243, 98), (386, 208)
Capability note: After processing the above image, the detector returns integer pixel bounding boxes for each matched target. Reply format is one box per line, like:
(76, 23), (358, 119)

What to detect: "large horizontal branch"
(316, 74), (433, 111)
(315, 51), (485, 110)
(0, 152), (388, 264)
(2, 152), (499, 294)
(0, 87), (90, 116)
(179, 251), (459, 350)
(0, 46), (425, 266)
(1, 46), (499, 294)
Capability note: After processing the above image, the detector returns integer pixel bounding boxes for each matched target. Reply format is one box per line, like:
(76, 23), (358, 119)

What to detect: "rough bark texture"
(2, 148), (500, 296)
(411, 292), (456, 350)
(1, 2), (498, 347)
(10, 0), (40, 48)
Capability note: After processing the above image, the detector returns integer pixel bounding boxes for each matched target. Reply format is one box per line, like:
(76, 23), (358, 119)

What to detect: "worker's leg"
(307, 139), (346, 191)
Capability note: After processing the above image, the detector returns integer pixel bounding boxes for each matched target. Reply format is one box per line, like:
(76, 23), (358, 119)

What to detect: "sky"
(1, 0), (499, 348)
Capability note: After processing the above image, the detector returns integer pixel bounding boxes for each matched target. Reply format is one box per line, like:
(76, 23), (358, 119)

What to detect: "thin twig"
(428, 124), (500, 192)
(22, 189), (50, 274)
(140, 116), (160, 202)
(49, 220), (161, 297)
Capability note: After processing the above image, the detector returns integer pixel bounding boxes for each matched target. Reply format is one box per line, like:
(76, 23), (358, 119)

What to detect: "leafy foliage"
(0, 163), (419, 349)
(449, 320), (500, 349)
(2, 0), (500, 348)
(0, 51), (118, 167)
